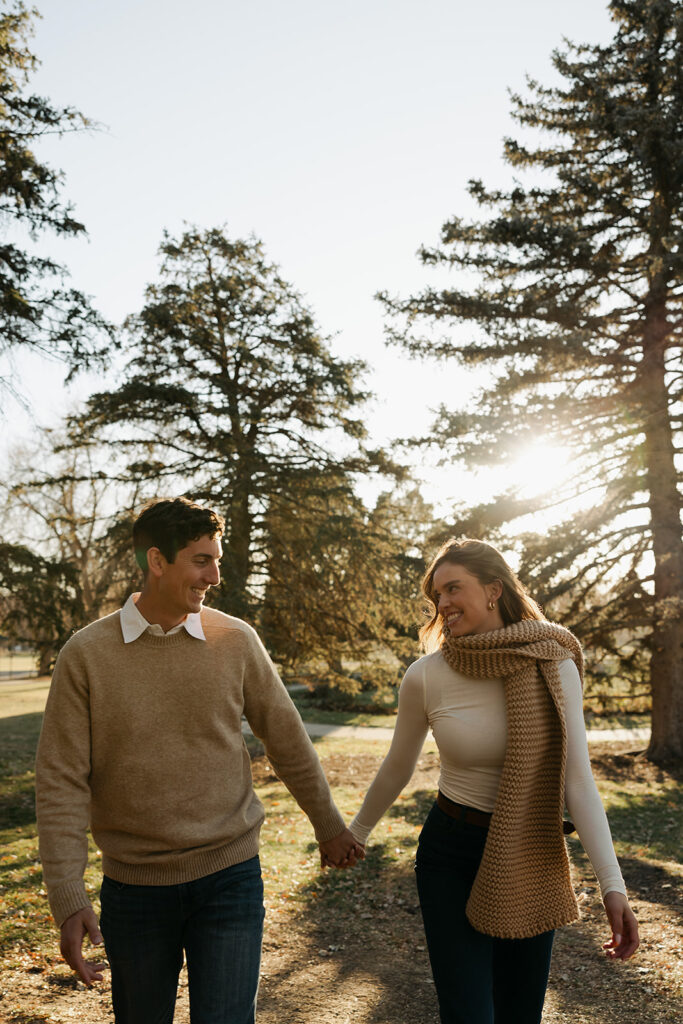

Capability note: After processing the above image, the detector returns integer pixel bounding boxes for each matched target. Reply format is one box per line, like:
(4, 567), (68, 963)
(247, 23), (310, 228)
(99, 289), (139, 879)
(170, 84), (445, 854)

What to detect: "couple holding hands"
(36, 497), (638, 1024)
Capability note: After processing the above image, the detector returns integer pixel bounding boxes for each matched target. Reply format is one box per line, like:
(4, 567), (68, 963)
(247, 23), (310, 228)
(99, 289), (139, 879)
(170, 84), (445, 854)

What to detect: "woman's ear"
(489, 578), (503, 603)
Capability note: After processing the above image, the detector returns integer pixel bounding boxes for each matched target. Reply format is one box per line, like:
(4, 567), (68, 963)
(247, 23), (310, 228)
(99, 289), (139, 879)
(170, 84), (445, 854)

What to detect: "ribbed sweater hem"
(102, 826), (261, 887)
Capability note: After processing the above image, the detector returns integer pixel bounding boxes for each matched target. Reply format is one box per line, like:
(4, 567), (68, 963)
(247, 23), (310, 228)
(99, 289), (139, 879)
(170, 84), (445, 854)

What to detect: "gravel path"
(243, 720), (651, 744)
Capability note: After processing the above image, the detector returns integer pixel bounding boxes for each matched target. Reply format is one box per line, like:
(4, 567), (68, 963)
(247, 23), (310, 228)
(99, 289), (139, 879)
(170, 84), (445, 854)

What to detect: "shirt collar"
(120, 593), (206, 644)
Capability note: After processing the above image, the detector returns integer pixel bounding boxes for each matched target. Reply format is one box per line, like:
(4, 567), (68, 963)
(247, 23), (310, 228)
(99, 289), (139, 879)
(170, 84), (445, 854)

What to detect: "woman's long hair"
(419, 538), (545, 653)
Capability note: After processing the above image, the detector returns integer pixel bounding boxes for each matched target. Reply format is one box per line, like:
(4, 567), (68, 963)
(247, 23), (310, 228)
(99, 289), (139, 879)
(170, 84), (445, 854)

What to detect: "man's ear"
(146, 547), (167, 579)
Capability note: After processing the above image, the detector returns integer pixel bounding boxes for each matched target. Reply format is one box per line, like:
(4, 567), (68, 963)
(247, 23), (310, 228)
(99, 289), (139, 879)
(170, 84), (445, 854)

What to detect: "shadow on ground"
(547, 918), (682, 1024)
(257, 837), (440, 1024)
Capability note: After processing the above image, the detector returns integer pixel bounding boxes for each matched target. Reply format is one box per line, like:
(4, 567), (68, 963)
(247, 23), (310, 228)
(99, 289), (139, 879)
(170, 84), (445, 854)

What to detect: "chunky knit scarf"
(440, 618), (584, 940)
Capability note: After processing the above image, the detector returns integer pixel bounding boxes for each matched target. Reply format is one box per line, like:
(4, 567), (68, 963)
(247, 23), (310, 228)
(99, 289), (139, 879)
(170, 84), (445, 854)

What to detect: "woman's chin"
(444, 622), (471, 638)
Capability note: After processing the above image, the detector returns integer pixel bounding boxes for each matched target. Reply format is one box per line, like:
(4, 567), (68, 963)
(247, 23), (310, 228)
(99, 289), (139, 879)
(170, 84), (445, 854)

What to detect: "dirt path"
(3, 887), (680, 1024)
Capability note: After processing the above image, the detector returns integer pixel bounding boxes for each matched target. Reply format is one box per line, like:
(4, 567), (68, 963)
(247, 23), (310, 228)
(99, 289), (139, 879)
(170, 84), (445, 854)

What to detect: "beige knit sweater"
(35, 607), (345, 927)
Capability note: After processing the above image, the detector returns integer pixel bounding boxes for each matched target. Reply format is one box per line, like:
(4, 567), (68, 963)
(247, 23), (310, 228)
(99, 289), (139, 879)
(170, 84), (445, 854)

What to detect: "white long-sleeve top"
(350, 652), (627, 899)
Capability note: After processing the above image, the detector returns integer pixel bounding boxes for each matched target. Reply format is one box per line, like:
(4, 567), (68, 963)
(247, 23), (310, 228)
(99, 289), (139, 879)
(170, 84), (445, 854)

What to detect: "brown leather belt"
(437, 791), (492, 829)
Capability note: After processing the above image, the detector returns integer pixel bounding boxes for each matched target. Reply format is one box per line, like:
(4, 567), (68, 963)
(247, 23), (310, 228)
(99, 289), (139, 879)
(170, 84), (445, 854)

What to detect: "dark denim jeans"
(415, 803), (554, 1024)
(100, 856), (265, 1024)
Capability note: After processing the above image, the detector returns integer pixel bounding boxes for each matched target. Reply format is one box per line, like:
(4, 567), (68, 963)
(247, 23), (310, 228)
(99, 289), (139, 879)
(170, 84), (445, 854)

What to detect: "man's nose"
(206, 562), (221, 586)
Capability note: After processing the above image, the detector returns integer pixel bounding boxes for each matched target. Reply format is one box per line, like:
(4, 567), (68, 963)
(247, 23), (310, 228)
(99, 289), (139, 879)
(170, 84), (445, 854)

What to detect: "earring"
(488, 601), (495, 611)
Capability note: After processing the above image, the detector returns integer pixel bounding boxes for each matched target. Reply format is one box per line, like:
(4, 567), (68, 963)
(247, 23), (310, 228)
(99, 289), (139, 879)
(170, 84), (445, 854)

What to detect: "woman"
(349, 538), (639, 1024)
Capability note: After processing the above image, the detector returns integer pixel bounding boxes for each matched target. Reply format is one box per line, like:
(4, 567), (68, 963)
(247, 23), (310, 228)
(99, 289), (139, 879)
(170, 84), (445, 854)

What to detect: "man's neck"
(134, 592), (188, 634)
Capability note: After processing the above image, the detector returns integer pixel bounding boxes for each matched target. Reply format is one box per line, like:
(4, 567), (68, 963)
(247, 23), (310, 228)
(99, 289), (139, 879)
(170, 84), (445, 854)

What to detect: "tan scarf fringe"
(440, 618), (584, 939)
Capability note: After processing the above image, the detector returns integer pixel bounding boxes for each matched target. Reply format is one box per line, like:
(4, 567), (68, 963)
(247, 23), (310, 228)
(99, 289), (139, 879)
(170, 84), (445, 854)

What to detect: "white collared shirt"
(119, 593), (206, 644)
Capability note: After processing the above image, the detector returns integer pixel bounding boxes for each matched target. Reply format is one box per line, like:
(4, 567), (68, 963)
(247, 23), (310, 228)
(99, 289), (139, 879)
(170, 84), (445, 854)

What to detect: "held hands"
(602, 891), (640, 961)
(60, 907), (106, 986)
(319, 827), (365, 869)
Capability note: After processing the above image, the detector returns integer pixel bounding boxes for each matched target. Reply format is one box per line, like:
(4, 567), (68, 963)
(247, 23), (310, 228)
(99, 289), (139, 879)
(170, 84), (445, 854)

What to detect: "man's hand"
(319, 828), (365, 869)
(602, 891), (640, 961)
(59, 907), (106, 986)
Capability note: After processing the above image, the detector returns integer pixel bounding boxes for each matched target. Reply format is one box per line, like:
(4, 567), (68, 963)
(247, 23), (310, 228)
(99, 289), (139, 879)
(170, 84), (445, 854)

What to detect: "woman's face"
(433, 562), (504, 638)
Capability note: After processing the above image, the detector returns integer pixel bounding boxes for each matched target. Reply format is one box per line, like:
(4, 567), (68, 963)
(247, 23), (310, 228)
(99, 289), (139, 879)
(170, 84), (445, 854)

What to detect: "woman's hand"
(319, 828), (365, 869)
(602, 891), (639, 960)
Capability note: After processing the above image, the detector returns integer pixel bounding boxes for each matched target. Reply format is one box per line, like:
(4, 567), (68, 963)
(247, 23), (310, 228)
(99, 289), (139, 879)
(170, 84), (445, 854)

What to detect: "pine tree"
(0, 542), (83, 673)
(0, 1), (107, 387)
(261, 483), (431, 690)
(76, 226), (389, 622)
(382, 0), (683, 761)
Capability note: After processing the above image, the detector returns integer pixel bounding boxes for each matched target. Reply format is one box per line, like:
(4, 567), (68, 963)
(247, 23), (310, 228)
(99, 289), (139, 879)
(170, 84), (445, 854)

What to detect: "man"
(36, 497), (361, 1023)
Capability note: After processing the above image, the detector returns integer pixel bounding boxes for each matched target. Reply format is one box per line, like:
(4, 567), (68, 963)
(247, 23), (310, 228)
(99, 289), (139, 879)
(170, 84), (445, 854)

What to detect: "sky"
(3, 0), (617, 511)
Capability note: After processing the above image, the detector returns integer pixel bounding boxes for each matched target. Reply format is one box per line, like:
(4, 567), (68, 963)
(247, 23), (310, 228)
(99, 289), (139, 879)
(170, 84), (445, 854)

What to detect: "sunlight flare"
(506, 442), (573, 498)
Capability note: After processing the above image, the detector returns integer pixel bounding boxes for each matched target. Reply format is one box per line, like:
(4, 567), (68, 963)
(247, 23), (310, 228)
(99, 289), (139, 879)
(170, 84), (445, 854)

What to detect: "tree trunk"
(641, 320), (683, 763)
(224, 475), (253, 621)
(38, 647), (54, 677)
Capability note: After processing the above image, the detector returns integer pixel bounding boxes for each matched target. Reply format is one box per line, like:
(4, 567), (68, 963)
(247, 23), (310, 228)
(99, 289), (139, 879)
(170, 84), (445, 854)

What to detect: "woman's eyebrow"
(434, 579), (460, 595)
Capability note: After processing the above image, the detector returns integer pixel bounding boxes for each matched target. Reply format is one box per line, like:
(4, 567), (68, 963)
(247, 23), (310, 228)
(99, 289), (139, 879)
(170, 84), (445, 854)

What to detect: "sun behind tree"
(382, 0), (683, 762)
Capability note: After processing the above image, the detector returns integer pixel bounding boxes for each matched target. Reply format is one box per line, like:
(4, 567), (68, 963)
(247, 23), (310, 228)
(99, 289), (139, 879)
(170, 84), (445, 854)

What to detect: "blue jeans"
(100, 856), (265, 1024)
(415, 803), (554, 1024)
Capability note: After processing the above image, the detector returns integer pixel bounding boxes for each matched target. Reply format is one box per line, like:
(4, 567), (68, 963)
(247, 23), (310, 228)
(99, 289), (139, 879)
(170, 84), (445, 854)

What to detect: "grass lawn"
(289, 702), (400, 728)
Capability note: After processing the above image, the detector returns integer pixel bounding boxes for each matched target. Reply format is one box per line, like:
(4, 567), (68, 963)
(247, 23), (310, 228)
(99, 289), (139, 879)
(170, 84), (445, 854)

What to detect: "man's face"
(157, 534), (222, 617)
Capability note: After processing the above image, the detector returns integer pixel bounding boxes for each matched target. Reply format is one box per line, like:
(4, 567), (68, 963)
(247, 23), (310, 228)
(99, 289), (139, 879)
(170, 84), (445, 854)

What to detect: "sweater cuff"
(601, 881), (628, 900)
(311, 807), (347, 842)
(49, 880), (92, 928)
(593, 863), (628, 901)
(349, 815), (372, 845)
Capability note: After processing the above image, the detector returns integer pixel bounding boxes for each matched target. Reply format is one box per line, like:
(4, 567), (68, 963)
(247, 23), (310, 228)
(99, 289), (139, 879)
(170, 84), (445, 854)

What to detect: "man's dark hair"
(132, 497), (225, 572)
